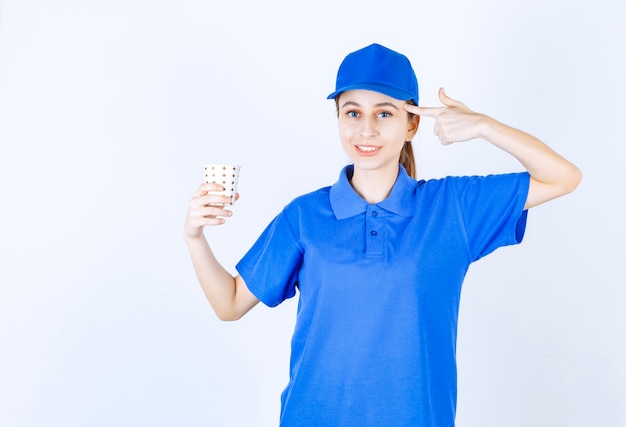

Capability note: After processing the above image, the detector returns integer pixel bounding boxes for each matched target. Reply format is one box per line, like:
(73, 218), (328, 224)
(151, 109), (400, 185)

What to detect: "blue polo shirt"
(236, 164), (530, 427)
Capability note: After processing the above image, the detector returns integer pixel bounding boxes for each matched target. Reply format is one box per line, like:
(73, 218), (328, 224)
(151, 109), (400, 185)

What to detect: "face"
(337, 90), (418, 176)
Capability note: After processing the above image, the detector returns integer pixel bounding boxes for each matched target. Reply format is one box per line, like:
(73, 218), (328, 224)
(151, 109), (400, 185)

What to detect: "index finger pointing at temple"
(404, 104), (444, 118)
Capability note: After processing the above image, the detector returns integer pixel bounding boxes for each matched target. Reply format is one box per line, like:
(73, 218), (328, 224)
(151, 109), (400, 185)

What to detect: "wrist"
(477, 114), (498, 141)
(183, 230), (206, 243)
(479, 114), (519, 146)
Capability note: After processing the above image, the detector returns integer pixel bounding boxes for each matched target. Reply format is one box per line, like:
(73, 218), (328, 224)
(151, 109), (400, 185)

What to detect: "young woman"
(184, 43), (581, 426)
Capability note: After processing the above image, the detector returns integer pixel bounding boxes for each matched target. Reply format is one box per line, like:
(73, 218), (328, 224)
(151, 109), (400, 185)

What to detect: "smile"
(356, 145), (380, 152)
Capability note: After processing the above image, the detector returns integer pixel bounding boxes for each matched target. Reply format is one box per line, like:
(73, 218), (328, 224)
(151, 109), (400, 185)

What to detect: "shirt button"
(370, 230), (378, 236)
(371, 211), (378, 217)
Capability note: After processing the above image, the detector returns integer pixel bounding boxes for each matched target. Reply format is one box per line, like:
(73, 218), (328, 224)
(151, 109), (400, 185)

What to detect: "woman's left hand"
(404, 87), (489, 145)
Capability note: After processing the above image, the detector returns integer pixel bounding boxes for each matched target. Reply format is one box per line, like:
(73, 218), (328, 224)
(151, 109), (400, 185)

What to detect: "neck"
(349, 164), (399, 204)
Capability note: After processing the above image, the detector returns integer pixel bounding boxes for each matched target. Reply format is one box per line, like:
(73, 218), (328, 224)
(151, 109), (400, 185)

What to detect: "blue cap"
(327, 43), (419, 105)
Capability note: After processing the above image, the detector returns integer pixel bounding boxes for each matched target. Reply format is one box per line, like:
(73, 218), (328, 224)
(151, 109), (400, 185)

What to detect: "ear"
(406, 114), (420, 140)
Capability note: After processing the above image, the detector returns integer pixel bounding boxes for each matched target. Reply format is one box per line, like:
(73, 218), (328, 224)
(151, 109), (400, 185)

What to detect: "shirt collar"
(329, 164), (417, 220)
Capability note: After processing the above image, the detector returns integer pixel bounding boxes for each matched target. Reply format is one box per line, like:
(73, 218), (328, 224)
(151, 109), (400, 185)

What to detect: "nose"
(360, 117), (378, 138)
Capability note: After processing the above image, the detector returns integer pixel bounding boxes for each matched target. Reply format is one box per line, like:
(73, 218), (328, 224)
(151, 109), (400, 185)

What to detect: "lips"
(356, 145), (381, 155)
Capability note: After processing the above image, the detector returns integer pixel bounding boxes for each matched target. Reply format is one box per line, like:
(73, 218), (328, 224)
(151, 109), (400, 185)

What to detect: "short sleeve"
(452, 172), (530, 261)
(236, 210), (303, 307)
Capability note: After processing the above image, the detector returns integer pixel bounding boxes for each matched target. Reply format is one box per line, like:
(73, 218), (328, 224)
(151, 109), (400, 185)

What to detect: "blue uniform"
(236, 164), (530, 426)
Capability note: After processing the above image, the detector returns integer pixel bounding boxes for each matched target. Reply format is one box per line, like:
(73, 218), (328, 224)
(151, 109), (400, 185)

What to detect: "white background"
(1, 1), (624, 426)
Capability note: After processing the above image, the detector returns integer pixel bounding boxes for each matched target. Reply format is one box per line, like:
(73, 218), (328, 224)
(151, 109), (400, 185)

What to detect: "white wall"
(0, 1), (624, 426)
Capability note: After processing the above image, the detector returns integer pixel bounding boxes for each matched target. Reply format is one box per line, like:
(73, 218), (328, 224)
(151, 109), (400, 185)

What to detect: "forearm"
(184, 234), (239, 320)
(481, 116), (579, 186)
(480, 115), (582, 208)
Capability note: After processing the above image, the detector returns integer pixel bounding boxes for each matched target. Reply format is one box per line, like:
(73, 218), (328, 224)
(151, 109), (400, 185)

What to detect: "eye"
(377, 111), (392, 118)
(346, 111), (360, 118)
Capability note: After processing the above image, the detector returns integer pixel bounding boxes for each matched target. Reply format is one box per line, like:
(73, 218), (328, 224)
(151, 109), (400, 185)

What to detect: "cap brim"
(327, 82), (416, 105)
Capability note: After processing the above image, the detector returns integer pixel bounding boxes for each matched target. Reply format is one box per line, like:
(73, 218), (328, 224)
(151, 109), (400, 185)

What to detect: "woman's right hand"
(183, 183), (239, 240)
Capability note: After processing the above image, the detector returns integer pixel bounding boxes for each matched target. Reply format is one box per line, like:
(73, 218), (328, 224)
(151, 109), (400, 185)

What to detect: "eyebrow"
(340, 101), (400, 110)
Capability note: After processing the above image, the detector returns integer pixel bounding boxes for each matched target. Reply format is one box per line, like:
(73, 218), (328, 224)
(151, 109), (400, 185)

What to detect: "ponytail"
(401, 102), (418, 178)
(399, 140), (416, 179)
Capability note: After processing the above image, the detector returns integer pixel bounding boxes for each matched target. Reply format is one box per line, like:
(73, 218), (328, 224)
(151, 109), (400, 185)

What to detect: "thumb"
(438, 87), (463, 108)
